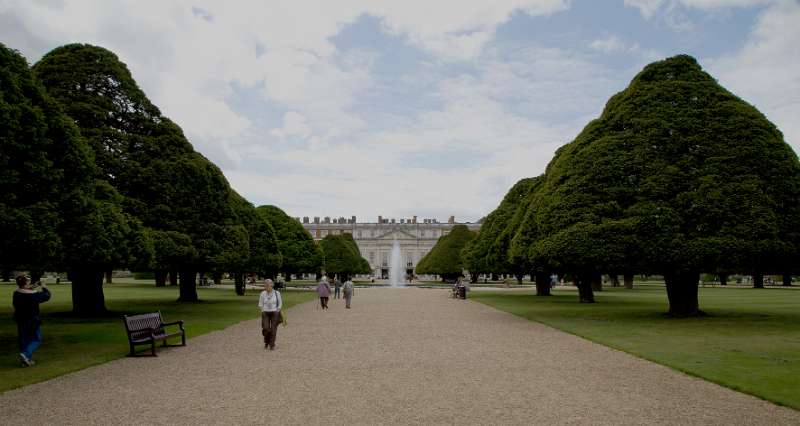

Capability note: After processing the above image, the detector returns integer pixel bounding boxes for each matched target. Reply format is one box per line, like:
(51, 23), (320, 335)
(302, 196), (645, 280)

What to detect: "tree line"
(0, 43), (339, 315)
(460, 55), (800, 316)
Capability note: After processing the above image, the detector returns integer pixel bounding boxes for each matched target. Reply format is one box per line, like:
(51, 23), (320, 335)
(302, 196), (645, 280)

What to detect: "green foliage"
(228, 194), (282, 275)
(33, 44), (246, 275)
(515, 55), (800, 278)
(256, 205), (321, 274)
(0, 43), (138, 275)
(416, 225), (476, 278)
(462, 177), (540, 275)
(319, 233), (370, 277)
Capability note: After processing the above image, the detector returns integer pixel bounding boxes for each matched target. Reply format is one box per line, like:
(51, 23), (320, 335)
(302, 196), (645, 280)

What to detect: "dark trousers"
(261, 311), (279, 347)
(334, 288), (341, 299)
(320, 297), (329, 309)
(17, 323), (43, 360)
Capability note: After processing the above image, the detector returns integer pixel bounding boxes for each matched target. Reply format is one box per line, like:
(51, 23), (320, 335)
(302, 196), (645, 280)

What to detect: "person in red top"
(13, 275), (51, 367)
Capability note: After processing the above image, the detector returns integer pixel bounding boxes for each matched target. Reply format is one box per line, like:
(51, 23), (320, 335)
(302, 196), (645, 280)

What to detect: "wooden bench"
(123, 311), (186, 356)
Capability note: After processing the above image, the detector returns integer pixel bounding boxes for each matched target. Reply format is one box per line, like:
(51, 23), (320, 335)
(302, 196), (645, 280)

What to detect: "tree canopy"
(319, 234), (370, 279)
(416, 225), (476, 280)
(33, 43), (248, 302)
(509, 54), (800, 314)
(462, 177), (540, 277)
(256, 205), (322, 276)
(1, 43), (144, 314)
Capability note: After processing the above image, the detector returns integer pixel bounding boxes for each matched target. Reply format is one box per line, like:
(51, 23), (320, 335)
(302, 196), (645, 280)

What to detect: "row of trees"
(0, 43), (326, 315)
(462, 55), (800, 316)
(416, 225), (476, 281)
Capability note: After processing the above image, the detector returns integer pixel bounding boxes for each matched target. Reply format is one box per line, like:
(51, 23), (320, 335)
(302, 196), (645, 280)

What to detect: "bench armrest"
(162, 320), (185, 330)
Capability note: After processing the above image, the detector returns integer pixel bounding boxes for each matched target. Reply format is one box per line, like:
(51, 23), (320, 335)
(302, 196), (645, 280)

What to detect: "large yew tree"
(34, 44), (246, 302)
(1, 43), (144, 315)
(523, 55), (800, 315)
(257, 205), (322, 280)
(416, 225), (476, 281)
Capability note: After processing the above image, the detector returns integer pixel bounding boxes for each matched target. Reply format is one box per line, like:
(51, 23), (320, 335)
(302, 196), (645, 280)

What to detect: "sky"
(2, 0), (799, 223)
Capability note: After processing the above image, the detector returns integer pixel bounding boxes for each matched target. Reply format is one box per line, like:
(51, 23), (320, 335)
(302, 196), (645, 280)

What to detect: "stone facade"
(299, 215), (481, 278)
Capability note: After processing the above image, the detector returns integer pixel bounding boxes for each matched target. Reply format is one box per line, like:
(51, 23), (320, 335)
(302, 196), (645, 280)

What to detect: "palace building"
(298, 215), (481, 278)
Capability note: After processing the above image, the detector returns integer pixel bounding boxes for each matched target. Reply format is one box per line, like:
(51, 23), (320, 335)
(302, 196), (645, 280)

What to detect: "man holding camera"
(13, 275), (51, 367)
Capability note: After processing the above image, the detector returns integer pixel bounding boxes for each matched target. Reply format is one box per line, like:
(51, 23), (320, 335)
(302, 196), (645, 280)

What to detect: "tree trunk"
(591, 274), (603, 292)
(234, 272), (245, 296)
(178, 270), (198, 302)
(471, 273), (479, 284)
(753, 273), (764, 289)
(534, 272), (551, 296)
(624, 273), (634, 289)
(491, 273), (499, 281)
(71, 269), (107, 316)
(663, 271), (704, 317)
(169, 270), (178, 286)
(105, 270), (113, 284)
(576, 274), (595, 303)
(719, 273), (728, 286)
(609, 274), (620, 287)
(213, 272), (222, 285)
(782, 274), (792, 287)
(155, 270), (167, 287)
(515, 274), (523, 285)
(285, 273), (292, 282)
(30, 270), (43, 284)
(1, 269), (11, 282)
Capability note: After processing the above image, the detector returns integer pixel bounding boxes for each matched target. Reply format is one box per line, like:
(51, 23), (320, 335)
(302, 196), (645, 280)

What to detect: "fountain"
(389, 238), (405, 287)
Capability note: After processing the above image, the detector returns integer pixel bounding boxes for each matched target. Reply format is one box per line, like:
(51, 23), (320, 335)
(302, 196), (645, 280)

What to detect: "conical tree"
(257, 205), (322, 279)
(527, 54), (800, 315)
(1, 43), (141, 315)
(34, 44), (247, 302)
(319, 234), (369, 281)
(463, 177), (541, 285)
(416, 224), (476, 281)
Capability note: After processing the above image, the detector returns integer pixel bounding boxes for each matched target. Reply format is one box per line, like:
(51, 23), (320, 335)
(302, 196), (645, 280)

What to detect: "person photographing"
(13, 275), (51, 367)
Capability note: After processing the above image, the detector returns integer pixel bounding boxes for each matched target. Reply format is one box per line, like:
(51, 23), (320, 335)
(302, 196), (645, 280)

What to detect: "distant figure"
(333, 278), (342, 299)
(258, 279), (282, 350)
(13, 275), (51, 367)
(317, 277), (331, 310)
(343, 279), (354, 309)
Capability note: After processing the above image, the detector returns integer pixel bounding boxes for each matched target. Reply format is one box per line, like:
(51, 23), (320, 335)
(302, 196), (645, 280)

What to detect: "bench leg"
(181, 332), (186, 346)
(151, 340), (157, 356)
(129, 344), (136, 357)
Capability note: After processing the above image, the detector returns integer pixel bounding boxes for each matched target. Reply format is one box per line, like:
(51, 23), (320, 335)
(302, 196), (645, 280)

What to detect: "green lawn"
(471, 285), (800, 410)
(0, 280), (314, 393)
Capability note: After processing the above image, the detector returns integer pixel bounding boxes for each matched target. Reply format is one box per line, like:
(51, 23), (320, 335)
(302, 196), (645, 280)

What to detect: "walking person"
(258, 279), (282, 350)
(13, 275), (51, 367)
(316, 276), (331, 310)
(333, 278), (342, 300)
(342, 278), (354, 309)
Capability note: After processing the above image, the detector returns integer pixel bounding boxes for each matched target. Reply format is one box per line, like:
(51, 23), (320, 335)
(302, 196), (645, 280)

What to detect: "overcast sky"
(2, 0), (798, 222)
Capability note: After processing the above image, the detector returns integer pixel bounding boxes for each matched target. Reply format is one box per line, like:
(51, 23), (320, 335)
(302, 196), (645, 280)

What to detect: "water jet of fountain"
(389, 238), (405, 287)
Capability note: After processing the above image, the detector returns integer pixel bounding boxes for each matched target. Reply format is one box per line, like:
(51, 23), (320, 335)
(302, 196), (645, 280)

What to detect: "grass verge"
(471, 285), (800, 410)
(0, 280), (314, 392)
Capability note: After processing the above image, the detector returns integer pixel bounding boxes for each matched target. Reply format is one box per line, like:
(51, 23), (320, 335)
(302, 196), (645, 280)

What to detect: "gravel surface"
(0, 288), (797, 425)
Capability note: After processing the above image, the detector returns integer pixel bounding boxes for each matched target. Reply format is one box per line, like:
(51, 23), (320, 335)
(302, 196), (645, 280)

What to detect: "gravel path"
(0, 288), (797, 425)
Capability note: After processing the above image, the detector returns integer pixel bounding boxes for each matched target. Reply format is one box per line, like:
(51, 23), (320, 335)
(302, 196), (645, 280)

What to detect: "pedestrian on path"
(13, 275), (51, 367)
(317, 276), (331, 310)
(258, 279), (282, 350)
(342, 279), (354, 309)
(333, 278), (341, 299)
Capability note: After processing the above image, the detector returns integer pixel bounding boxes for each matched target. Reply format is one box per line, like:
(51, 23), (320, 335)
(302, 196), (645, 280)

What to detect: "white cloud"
(625, 0), (774, 18)
(589, 35), (640, 53)
(270, 111), (313, 140)
(707, 0), (800, 150)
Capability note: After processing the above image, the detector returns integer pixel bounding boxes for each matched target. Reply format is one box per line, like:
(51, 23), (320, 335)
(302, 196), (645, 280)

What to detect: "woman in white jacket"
(258, 279), (282, 350)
